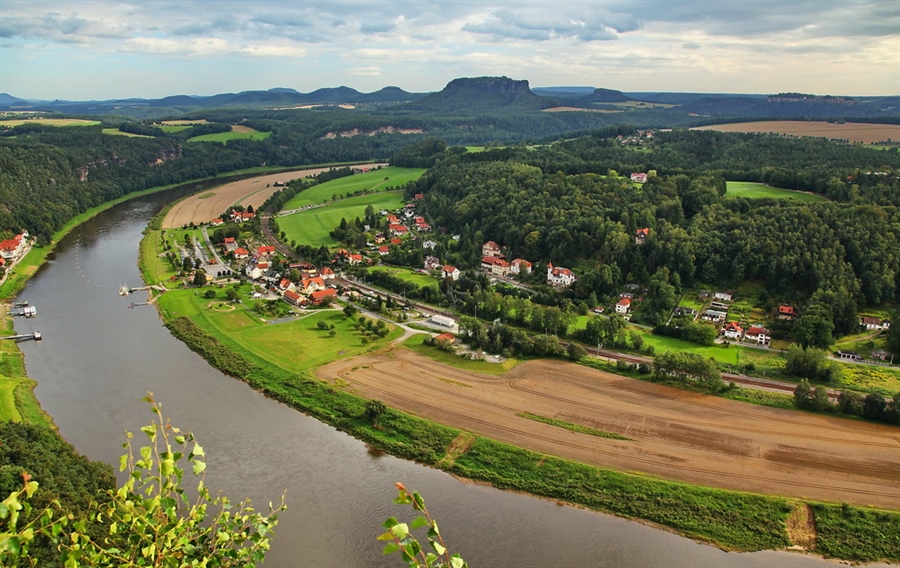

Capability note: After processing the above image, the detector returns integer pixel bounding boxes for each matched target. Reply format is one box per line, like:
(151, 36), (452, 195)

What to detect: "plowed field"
(692, 121), (900, 144)
(318, 349), (900, 509)
(162, 164), (386, 228)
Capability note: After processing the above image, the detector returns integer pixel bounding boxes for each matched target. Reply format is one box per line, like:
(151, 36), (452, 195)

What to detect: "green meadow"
(282, 167), (424, 209)
(188, 128), (272, 143)
(368, 265), (437, 288)
(725, 181), (827, 202)
(279, 191), (405, 247)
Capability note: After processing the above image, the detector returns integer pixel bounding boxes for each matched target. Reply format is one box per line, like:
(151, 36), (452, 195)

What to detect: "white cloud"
(348, 66), (381, 76)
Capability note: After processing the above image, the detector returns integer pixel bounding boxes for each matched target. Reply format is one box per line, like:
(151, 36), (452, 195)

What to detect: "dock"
(1, 332), (42, 342)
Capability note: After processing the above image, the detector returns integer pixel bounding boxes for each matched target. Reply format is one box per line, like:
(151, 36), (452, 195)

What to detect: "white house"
(615, 298), (631, 314)
(546, 262), (576, 287)
(481, 256), (510, 276)
(722, 321), (743, 340)
(482, 241), (503, 258)
(422, 240), (438, 250)
(510, 258), (532, 275)
(744, 326), (770, 345)
(441, 265), (460, 281)
(714, 291), (733, 302)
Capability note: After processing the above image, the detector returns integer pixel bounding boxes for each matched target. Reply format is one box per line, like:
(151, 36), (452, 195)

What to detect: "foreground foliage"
(1, 396), (284, 566)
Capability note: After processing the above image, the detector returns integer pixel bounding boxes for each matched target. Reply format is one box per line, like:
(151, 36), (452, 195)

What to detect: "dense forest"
(407, 132), (900, 339)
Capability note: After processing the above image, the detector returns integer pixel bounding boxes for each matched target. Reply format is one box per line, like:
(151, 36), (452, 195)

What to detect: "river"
(13, 190), (874, 568)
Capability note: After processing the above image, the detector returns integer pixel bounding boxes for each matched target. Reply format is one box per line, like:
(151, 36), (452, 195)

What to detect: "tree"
(792, 305), (834, 349)
(838, 390), (863, 415)
(793, 379), (813, 409)
(192, 271), (206, 287)
(887, 314), (900, 356)
(225, 289), (240, 302)
(204, 289), (217, 299)
(365, 399), (387, 426)
(566, 342), (587, 361)
(1, 396), (283, 566)
(863, 393), (886, 420)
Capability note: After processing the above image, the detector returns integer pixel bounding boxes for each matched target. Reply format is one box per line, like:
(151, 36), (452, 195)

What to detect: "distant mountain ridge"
(403, 76), (556, 113)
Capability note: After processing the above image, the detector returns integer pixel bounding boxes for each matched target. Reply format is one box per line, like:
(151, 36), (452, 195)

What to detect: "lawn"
(279, 191), (405, 247)
(725, 181), (827, 202)
(159, 125), (192, 133)
(157, 288), (401, 375)
(0, 376), (20, 421)
(403, 334), (520, 376)
(187, 128), (272, 143)
(101, 128), (153, 138)
(282, 167), (424, 209)
(633, 326), (778, 367)
(368, 265), (437, 288)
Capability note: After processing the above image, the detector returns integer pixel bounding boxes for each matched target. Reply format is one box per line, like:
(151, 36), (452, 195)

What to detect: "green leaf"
(431, 540), (446, 556)
(381, 543), (400, 555)
(192, 460), (206, 476)
(376, 531), (395, 541)
(450, 555), (467, 568)
(410, 515), (429, 530)
(383, 516), (398, 529)
(192, 443), (205, 458)
(390, 523), (409, 540)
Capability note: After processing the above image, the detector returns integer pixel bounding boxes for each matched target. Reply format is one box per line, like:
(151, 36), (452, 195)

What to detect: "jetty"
(119, 283), (167, 306)
(13, 305), (36, 318)
(1, 331), (42, 342)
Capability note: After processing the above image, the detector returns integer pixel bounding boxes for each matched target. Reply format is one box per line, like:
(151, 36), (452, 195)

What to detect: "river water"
(14, 191), (875, 568)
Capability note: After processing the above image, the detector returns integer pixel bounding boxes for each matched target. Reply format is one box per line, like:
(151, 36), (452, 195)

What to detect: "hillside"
(400, 76), (556, 113)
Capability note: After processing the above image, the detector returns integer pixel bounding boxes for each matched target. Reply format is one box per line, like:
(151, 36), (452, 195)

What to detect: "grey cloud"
(462, 5), (639, 42)
(682, 42), (700, 49)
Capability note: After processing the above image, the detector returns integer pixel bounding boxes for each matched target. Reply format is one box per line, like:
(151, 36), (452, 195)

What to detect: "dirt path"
(162, 164), (385, 228)
(317, 349), (900, 509)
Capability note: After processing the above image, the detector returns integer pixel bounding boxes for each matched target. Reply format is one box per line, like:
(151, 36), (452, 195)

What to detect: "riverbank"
(138, 215), (900, 561)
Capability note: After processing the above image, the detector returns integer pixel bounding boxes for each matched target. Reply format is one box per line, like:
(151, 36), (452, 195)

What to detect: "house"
(836, 350), (862, 361)
(347, 253), (364, 266)
(674, 307), (698, 318)
(414, 193), (424, 200)
(510, 258), (532, 275)
(257, 245), (275, 257)
(592, 306), (604, 314)
(278, 278), (293, 290)
(615, 298), (631, 314)
(283, 290), (303, 306)
(299, 277), (326, 295)
(291, 261), (317, 275)
(210, 218), (224, 227)
(310, 288), (337, 305)
(223, 237), (238, 252)
(630, 172), (648, 183)
(389, 224), (408, 236)
(233, 211), (255, 223)
(482, 241), (503, 258)
(546, 262), (576, 287)
(422, 240), (437, 250)
(386, 214), (399, 224)
(701, 309), (727, 323)
(378, 245), (390, 256)
(374, 232), (385, 244)
(714, 291), (733, 302)
(233, 247), (249, 259)
(860, 317), (888, 331)
(390, 237), (402, 246)
(634, 228), (650, 245)
(424, 256), (442, 270)
(441, 265), (460, 281)
(430, 315), (456, 328)
(744, 325), (770, 345)
(245, 261), (269, 280)
(416, 221), (431, 231)
(709, 301), (729, 311)
(481, 256), (510, 276)
(777, 305), (796, 320)
(319, 267), (335, 280)
(433, 332), (456, 345)
(722, 321), (743, 340)
(871, 349), (889, 361)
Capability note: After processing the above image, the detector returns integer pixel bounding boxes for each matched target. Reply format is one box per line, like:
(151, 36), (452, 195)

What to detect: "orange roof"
(617, 298), (631, 306)
(234, 247), (249, 255)
(310, 289), (337, 303)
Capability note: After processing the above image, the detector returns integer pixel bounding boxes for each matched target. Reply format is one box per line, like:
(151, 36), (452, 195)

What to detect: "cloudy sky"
(2, 1), (898, 100)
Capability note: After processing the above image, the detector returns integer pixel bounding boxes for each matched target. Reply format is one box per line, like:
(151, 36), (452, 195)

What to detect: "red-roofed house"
(634, 227), (650, 245)
(319, 266), (335, 280)
(299, 277), (326, 295)
(378, 245), (390, 256)
(414, 193), (424, 200)
(279, 278), (293, 290)
(233, 248), (249, 259)
(434, 332), (456, 345)
(615, 298), (631, 314)
(210, 218), (224, 227)
(389, 224), (408, 236)
(630, 172), (648, 183)
(441, 265), (460, 281)
(777, 305), (796, 320)
(481, 256), (510, 276)
(386, 215), (399, 224)
(257, 245), (275, 257)
(546, 262), (576, 287)
(347, 253), (364, 266)
(482, 241), (502, 258)
(310, 288), (337, 305)
(744, 326), (770, 345)
(284, 290), (303, 306)
(232, 211), (255, 223)
(723, 321), (743, 340)
(390, 237), (402, 245)
(510, 258), (532, 275)
(223, 237), (238, 252)
(861, 317), (889, 331)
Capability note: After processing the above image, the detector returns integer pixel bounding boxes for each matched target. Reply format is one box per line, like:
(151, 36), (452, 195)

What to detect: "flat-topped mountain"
(403, 76), (556, 113)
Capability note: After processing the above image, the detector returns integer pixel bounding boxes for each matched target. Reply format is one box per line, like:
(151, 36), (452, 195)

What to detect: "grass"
(725, 181), (827, 202)
(368, 266), (437, 288)
(0, 376), (20, 421)
(633, 326), (778, 366)
(0, 118), (101, 127)
(158, 125), (192, 133)
(279, 191), (405, 247)
(281, 167), (424, 209)
(403, 334), (519, 375)
(517, 412), (631, 440)
(187, 128), (272, 143)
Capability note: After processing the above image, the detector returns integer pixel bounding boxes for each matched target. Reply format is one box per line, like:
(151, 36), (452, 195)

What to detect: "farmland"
(693, 121), (900, 144)
(0, 118), (101, 127)
(281, 166), (423, 208)
(725, 181), (827, 202)
(278, 191), (405, 247)
(187, 125), (272, 143)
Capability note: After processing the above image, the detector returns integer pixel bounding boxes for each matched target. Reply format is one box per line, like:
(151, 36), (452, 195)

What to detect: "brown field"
(161, 164), (386, 228)
(318, 349), (900, 509)
(230, 125), (255, 133)
(693, 121), (900, 144)
(0, 118), (100, 127)
(160, 119), (209, 125)
(542, 106), (623, 113)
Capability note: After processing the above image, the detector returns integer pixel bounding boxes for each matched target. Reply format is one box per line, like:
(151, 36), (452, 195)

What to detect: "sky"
(2, 0), (899, 100)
